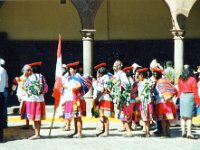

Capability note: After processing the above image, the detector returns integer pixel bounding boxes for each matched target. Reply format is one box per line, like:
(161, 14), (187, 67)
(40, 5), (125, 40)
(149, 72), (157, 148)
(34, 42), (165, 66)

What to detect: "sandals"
(28, 135), (40, 140)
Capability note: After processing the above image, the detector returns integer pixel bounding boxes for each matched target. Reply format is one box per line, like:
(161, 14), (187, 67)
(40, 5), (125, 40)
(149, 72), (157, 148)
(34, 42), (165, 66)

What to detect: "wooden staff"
(49, 108), (56, 137)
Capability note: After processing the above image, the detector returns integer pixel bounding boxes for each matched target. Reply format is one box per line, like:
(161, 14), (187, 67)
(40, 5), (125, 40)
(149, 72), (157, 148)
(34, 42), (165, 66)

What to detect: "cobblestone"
(1, 121), (200, 150)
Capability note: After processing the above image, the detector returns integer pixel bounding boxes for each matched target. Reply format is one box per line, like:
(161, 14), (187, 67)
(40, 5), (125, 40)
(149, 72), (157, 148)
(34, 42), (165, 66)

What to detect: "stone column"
(81, 29), (96, 117)
(163, 0), (197, 84)
(71, 0), (104, 116)
(171, 29), (185, 83)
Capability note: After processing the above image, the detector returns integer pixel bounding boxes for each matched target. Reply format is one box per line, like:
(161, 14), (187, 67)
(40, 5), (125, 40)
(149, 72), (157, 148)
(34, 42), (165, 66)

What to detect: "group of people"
(56, 59), (199, 139)
(1, 58), (200, 141)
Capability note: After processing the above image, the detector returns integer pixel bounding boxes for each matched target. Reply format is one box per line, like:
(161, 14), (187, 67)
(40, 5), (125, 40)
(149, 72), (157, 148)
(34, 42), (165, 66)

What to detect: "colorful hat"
(67, 61), (80, 68)
(94, 63), (107, 70)
(28, 61), (42, 67)
(152, 68), (164, 74)
(136, 67), (148, 73)
(122, 66), (133, 72)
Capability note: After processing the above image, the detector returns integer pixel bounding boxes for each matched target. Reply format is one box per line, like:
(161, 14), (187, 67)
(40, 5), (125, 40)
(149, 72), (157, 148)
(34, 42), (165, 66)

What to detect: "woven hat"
(94, 63), (107, 70)
(28, 61), (42, 67)
(67, 61), (80, 68)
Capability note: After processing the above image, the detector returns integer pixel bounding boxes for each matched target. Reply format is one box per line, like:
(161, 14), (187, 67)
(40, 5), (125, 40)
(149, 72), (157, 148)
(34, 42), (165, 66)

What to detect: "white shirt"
(26, 73), (44, 102)
(114, 70), (130, 89)
(16, 74), (28, 101)
(0, 66), (7, 92)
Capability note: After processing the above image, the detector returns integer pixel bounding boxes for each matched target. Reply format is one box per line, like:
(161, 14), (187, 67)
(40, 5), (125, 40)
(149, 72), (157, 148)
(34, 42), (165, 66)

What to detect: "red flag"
(53, 34), (62, 109)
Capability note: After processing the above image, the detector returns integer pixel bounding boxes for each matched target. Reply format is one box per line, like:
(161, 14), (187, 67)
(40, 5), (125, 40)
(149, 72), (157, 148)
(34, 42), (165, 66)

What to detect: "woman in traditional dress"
(15, 64), (31, 129)
(136, 68), (154, 137)
(58, 64), (71, 131)
(62, 61), (86, 138)
(178, 65), (199, 139)
(119, 66), (137, 133)
(153, 68), (176, 137)
(24, 61), (47, 140)
(93, 64), (114, 137)
(111, 60), (133, 137)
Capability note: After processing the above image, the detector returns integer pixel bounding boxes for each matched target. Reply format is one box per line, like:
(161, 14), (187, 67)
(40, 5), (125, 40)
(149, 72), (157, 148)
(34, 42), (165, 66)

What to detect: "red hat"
(136, 67), (148, 73)
(28, 61), (42, 67)
(94, 63), (107, 70)
(152, 68), (164, 75)
(67, 61), (80, 68)
(122, 66), (133, 72)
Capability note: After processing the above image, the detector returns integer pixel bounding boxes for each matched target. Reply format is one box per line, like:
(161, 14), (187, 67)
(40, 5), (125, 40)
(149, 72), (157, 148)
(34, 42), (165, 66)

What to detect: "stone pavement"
(1, 118), (200, 150)
(1, 106), (200, 150)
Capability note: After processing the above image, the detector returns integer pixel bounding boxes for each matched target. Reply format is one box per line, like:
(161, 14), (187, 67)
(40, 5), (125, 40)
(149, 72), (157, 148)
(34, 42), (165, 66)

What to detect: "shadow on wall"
(0, 38), (200, 106)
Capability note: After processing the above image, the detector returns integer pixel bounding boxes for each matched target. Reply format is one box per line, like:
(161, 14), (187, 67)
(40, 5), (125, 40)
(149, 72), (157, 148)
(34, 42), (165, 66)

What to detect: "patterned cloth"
(93, 74), (115, 118)
(138, 79), (154, 121)
(118, 77), (136, 122)
(109, 70), (131, 108)
(154, 78), (176, 121)
(156, 78), (177, 101)
(63, 73), (87, 119)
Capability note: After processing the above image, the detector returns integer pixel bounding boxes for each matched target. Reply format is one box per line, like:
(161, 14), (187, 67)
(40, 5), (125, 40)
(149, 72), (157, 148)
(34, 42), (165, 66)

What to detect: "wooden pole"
(48, 108), (56, 137)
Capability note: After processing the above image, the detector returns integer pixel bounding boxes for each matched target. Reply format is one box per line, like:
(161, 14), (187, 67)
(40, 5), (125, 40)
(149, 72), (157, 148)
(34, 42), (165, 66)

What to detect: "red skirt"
(64, 99), (86, 119)
(139, 103), (154, 121)
(155, 101), (176, 121)
(25, 101), (46, 121)
(99, 100), (115, 118)
(119, 102), (135, 122)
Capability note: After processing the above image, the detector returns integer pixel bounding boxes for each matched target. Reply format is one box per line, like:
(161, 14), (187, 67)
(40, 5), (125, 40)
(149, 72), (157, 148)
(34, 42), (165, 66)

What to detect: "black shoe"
(154, 131), (163, 137)
(182, 134), (187, 138)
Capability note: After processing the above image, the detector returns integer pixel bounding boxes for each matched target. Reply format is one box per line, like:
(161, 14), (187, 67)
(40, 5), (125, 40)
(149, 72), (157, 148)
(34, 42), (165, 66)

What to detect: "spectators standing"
(178, 65), (199, 139)
(0, 58), (7, 142)
(0, 59), (8, 128)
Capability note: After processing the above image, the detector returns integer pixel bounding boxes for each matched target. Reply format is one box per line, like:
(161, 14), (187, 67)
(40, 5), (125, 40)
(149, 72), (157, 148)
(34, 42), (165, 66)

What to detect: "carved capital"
(81, 29), (96, 40)
(170, 28), (185, 38)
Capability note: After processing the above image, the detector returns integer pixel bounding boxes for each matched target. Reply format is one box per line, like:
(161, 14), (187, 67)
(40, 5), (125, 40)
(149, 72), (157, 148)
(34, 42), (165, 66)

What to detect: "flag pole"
(49, 107), (56, 137)
(49, 34), (62, 137)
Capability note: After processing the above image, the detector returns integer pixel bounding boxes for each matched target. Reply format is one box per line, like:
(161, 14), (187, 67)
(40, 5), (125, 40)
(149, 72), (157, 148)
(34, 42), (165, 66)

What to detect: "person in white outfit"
(0, 58), (7, 142)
